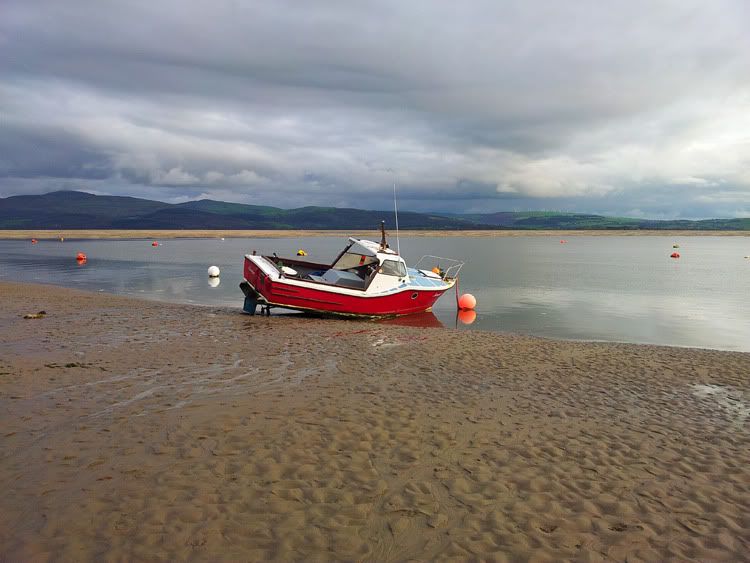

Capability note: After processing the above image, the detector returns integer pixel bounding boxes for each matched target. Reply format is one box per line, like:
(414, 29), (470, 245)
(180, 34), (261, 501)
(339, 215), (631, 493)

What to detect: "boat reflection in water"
(376, 311), (445, 329)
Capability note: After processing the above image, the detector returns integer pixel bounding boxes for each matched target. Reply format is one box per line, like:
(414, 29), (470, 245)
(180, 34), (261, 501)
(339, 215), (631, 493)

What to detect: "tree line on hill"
(1, 191), (748, 230)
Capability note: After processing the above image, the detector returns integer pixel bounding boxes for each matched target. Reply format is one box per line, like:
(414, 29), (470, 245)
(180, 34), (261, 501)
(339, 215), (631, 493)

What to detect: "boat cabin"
(264, 237), (408, 293)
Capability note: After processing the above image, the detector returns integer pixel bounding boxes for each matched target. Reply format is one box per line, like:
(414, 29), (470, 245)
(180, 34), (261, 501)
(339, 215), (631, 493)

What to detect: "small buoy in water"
(297, 249), (307, 256)
(670, 252), (680, 258)
(59, 236), (64, 242)
(673, 243), (680, 248)
(458, 293), (477, 310)
(76, 252), (87, 262)
(458, 309), (477, 325)
(221, 237), (225, 241)
(31, 238), (38, 244)
(208, 277), (221, 288)
(560, 239), (568, 244)
(207, 265), (220, 278)
(152, 241), (159, 247)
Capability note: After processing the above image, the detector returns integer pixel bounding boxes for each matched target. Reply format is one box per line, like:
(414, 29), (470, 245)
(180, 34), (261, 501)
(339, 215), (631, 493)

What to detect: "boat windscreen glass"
(380, 259), (407, 277)
(333, 252), (378, 270)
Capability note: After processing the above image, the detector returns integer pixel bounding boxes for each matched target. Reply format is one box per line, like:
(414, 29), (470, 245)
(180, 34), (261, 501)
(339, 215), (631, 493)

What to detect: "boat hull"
(242, 257), (453, 317)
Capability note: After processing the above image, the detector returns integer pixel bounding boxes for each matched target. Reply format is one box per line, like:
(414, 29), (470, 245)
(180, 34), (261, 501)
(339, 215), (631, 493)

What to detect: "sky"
(1, 1), (749, 218)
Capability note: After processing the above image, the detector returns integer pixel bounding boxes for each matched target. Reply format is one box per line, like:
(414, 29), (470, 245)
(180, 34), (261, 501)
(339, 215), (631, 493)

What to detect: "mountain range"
(1, 191), (748, 230)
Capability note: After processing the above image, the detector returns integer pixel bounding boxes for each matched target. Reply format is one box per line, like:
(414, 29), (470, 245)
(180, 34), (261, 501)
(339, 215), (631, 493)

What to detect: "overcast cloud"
(1, 0), (749, 217)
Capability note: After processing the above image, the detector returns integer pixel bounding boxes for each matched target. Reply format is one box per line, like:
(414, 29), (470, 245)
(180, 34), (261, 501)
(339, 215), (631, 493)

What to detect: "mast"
(392, 173), (400, 256)
(379, 220), (387, 250)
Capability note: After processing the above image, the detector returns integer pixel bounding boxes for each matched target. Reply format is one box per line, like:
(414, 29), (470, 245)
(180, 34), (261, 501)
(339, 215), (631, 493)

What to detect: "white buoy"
(208, 265), (220, 278)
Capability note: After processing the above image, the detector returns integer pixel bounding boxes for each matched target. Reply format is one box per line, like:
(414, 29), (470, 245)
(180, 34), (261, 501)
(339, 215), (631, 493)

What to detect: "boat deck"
(264, 255), (374, 290)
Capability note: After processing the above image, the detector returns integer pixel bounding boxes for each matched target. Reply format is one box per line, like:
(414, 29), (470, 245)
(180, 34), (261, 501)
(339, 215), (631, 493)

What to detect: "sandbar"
(1, 282), (748, 561)
(1, 229), (749, 239)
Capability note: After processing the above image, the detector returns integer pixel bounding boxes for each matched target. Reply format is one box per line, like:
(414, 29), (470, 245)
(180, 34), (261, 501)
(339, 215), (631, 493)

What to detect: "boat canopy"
(332, 238), (380, 270)
(348, 238), (379, 256)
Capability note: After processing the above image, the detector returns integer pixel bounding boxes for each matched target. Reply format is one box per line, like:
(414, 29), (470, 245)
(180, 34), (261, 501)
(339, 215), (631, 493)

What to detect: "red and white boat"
(240, 224), (463, 317)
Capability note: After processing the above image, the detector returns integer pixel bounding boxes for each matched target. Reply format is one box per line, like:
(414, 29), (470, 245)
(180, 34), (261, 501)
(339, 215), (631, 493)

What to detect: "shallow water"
(1, 235), (749, 351)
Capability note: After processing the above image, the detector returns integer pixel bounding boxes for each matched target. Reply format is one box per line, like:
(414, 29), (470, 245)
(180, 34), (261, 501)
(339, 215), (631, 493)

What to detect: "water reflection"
(376, 312), (444, 329)
(457, 309), (477, 325)
(2, 236), (749, 351)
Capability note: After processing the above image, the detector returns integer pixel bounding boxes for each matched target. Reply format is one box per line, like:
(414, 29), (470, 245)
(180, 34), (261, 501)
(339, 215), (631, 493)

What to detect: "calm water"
(1, 236), (749, 351)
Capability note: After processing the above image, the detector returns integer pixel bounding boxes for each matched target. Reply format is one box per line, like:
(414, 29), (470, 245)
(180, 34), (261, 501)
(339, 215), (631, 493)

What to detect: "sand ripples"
(1, 282), (749, 561)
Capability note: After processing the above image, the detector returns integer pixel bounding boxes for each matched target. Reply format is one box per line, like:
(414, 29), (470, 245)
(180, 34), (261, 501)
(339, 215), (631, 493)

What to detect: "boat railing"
(413, 255), (465, 280)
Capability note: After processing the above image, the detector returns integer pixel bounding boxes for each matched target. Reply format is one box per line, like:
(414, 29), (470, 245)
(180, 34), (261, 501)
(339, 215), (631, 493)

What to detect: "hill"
(1, 191), (748, 230)
(457, 210), (750, 230)
(0, 191), (482, 230)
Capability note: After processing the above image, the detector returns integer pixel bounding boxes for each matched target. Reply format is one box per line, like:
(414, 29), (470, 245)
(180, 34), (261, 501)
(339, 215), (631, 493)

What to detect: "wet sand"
(1, 281), (748, 561)
(1, 228), (749, 239)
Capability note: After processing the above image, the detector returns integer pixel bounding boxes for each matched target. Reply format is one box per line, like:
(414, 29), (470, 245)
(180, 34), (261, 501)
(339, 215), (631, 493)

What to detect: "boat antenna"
(388, 169), (401, 256)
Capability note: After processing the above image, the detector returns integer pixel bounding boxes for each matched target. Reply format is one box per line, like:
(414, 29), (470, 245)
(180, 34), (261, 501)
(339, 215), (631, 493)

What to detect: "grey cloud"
(0, 124), (112, 180)
(1, 0), (749, 217)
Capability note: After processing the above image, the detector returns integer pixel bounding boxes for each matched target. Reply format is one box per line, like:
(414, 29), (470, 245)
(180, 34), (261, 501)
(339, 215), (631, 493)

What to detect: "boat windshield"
(380, 259), (407, 277)
(332, 251), (378, 270)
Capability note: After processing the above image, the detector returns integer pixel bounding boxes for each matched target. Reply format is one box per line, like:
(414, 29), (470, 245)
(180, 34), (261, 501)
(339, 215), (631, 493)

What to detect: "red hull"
(243, 257), (450, 317)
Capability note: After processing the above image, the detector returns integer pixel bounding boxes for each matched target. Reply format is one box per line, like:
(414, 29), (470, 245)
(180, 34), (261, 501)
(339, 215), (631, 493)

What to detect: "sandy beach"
(1, 282), (748, 561)
(1, 229), (749, 239)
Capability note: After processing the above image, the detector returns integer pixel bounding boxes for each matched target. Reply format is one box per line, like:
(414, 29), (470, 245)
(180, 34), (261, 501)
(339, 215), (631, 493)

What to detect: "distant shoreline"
(1, 229), (749, 239)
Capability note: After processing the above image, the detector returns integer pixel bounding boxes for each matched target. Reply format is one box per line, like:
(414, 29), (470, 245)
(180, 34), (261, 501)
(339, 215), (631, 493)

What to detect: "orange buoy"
(31, 238), (38, 244)
(76, 252), (87, 261)
(670, 252), (680, 258)
(152, 241), (159, 247)
(560, 239), (568, 244)
(457, 309), (477, 325)
(458, 293), (477, 310)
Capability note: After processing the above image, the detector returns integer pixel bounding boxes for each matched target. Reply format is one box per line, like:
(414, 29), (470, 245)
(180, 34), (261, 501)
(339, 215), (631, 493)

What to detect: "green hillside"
(1, 191), (748, 230)
(0, 191), (482, 230)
